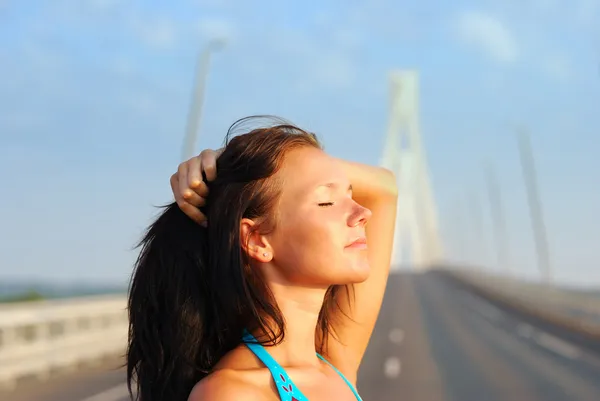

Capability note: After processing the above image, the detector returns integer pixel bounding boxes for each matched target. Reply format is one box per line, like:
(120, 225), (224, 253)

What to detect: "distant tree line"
(0, 290), (45, 303)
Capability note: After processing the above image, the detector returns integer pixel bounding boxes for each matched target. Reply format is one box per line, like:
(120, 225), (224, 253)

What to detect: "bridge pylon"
(380, 70), (443, 270)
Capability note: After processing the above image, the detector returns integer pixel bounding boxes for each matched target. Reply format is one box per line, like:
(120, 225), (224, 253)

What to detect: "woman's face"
(264, 146), (372, 287)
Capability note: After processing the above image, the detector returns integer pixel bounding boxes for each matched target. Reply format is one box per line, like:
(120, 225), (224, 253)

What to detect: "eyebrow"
(319, 183), (353, 192)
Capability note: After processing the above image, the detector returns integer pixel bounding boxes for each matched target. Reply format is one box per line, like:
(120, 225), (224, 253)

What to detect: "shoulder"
(187, 369), (265, 401)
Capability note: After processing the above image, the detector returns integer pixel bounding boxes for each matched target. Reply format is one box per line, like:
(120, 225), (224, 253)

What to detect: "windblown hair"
(126, 116), (351, 401)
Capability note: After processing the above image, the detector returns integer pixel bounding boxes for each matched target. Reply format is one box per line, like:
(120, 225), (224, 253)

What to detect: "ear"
(240, 218), (273, 263)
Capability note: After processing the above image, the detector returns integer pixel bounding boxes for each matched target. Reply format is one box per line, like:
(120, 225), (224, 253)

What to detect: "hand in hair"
(170, 148), (223, 225)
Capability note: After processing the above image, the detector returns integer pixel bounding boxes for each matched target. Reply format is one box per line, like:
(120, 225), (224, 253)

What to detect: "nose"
(348, 203), (372, 227)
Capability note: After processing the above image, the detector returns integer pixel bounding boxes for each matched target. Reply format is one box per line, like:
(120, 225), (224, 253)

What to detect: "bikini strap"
(317, 354), (363, 401)
(242, 330), (307, 401)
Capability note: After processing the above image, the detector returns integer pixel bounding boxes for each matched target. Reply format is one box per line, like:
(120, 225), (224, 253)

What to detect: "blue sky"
(0, 0), (598, 286)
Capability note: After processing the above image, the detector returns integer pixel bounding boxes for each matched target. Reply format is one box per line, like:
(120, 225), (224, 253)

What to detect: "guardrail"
(1, 269), (597, 390)
(446, 268), (600, 325)
(453, 269), (600, 320)
(0, 295), (128, 389)
(439, 267), (600, 353)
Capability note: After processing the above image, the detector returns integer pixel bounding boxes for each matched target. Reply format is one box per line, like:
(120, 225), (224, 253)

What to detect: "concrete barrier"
(438, 268), (600, 354)
(0, 295), (128, 389)
(453, 269), (600, 321)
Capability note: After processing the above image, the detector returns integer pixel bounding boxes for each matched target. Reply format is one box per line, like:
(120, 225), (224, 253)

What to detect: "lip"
(345, 237), (367, 249)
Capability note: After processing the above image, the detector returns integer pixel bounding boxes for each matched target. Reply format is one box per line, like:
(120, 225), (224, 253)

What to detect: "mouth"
(345, 237), (367, 249)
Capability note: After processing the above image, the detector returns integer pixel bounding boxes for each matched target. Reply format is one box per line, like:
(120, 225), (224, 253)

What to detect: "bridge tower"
(380, 70), (442, 270)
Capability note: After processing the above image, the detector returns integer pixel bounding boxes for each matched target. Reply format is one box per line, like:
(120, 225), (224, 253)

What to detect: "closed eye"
(318, 202), (335, 207)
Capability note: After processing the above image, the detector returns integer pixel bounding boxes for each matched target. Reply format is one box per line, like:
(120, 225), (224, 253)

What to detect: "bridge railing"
(449, 268), (600, 321)
(1, 270), (598, 390)
(0, 294), (128, 389)
(441, 267), (600, 342)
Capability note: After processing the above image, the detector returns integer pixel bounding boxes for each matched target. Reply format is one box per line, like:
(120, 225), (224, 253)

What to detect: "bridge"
(1, 268), (600, 401)
(2, 70), (599, 400)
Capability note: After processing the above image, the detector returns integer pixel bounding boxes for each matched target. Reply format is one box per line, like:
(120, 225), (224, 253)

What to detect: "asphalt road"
(357, 271), (600, 401)
(4, 271), (600, 401)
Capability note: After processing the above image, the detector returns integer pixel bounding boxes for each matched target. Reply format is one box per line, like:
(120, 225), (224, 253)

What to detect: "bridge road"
(4, 272), (600, 401)
(357, 272), (600, 401)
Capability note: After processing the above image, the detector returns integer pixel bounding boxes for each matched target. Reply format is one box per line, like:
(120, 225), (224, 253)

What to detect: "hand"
(170, 148), (222, 225)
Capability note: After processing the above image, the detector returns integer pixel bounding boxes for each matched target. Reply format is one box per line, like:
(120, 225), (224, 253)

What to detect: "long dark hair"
(126, 116), (352, 401)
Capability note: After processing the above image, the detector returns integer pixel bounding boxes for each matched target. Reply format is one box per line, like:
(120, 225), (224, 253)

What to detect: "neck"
(253, 283), (327, 368)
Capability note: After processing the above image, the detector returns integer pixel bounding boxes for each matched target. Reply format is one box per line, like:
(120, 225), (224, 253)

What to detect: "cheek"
(296, 213), (341, 243)
(278, 218), (326, 250)
(274, 215), (340, 262)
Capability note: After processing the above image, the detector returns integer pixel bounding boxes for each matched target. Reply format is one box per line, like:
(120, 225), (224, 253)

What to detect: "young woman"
(126, 116), (398, 400)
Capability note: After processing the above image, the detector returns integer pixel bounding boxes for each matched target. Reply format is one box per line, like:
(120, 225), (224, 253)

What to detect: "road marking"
(534, 332), (581, 360)
(383, 357), (401, 378)
(514, 322), (580, 360)
(469, 313), (599, 401)
(462, 289), (583, 362)
(79, 383), (130, 401)
(388, 329), (405, 344)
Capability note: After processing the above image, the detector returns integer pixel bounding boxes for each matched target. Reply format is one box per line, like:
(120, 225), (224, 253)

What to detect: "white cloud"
(467, 2), (595, 82)
(456, 10), (519, 64)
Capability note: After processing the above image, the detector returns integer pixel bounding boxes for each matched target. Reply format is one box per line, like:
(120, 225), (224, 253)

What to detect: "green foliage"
(0, 290), (45, 303)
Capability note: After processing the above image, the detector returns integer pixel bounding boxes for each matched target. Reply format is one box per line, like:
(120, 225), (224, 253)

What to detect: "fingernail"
(200, 221), (208, 228)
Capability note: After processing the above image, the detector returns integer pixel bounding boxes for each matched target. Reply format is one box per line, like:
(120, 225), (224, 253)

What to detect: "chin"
(345, 260), (371, 284)
(356, 264), (371, 282)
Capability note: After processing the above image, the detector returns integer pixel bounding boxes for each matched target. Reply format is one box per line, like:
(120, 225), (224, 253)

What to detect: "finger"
(187, 156), (203, 189)
(183, 189), (206, 208)
(191, 180), (209, 198)
(177, 199), (207, 225)
(177, 162), (195, 201)
(187, 154), (210, 198)
(173, 174), (206, 222)
(200, 149), (218, 182)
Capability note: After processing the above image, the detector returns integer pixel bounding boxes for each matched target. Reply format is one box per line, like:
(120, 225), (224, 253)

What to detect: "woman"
(126, 116), (398, 401)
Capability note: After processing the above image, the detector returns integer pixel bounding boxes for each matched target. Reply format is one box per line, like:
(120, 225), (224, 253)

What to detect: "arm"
(171, 152), (398, 382)
(320, 160), (398, 383)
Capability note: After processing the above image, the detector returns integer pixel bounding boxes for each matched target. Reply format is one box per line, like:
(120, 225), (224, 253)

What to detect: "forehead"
(277, 146), (347, 198)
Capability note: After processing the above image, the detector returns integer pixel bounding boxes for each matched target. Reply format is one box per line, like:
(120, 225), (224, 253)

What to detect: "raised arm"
(321, 160), (398, 383)
(170, 150), (398, 384)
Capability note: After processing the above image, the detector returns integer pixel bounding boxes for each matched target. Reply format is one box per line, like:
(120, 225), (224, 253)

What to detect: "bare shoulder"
(189, 345), (273, 401)
(187, 369), (264, 401)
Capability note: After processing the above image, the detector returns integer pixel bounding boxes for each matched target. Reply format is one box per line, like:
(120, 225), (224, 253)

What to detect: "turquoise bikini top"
(242, 330), (362, 401)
